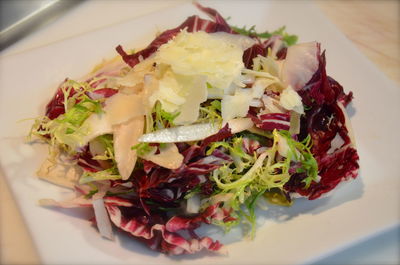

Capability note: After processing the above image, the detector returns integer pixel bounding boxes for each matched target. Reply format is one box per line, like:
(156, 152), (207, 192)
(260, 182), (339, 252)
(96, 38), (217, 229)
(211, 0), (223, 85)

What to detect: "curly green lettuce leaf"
(146, 101), (180, 132)
(198, 99), (222, 124)
(131, 142), (154, 156)
(91, 134), (115, 160)
(231, 25), (298, 46)
(207, 129), (318, 237)
(207, 136), (255, 173)
(29, 80), (106, 154)
(277, 130), (318, 188)
(79, 167), (121, 184)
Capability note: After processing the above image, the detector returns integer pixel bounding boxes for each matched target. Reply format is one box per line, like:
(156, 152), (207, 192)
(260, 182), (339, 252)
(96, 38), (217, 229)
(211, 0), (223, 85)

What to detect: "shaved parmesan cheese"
(249, 99), (263, 107)
(241, 74), (256, 85)
(37, 155), (81, 189)
(139, 123), (218, 143)
(252, 78), (276, 98)
(78, 113), (112, 148)
(150, 69), (186, 112)
(157, 30), (244, 91)
(258, 55), (280, 77)
(113, 116), (144, 180)
(224, 82), (243, 96)
(104, 93), (145, 125)
(242, 68), (280, 81)
(173, 75), (207, 125)
(78, 91), (146, 150)
(207, 86), (225, 99)
(262, 95), (286, 114)
(141, 143), (183, 169)
(279, 85), (304, 114)
(281, 42), (319, 90)
(251, 80), (267, 99)
(149, 70), (208, 125)
(211, 32), (256, 50)
(228, 118), (253, 134)
(117, 57), (155, 88)
(142, 73), (160, 111)
(221, 89), (253, 123)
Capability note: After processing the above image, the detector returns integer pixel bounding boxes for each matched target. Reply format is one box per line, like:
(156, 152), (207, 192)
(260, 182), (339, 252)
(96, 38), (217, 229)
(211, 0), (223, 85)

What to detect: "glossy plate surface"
(0, 2), (399, 264)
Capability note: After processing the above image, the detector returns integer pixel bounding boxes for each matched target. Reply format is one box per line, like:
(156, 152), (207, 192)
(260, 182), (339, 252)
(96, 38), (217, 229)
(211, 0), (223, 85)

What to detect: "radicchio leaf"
(242, 35), (287, 69)
(194, 2), (233, 31)
(242, 137), (262, 155)
(284, 47), (359, 199)
(297, 47), (352, 107)
(243, 43), (265, 69)
(76, 145), (104, 172)
(133, 145), (232, 206)
(45, 79), (76, 120)
(199, 124), (233, 153)
(106, 204), (222, 255)
(166, 203), (235, 232)
(250, 112), (291, 131)
(46, 73), (120, 120)
(116, 4), (234, 69)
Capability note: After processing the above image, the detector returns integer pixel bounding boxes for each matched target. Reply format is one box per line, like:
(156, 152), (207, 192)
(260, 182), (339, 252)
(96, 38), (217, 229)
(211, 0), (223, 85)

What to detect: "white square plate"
(0, 1), (399, 264)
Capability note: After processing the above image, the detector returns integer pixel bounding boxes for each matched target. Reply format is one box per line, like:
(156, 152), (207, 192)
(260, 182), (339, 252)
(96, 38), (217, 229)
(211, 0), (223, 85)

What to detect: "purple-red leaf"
(285, 47), (359, 199)
(116, 3), (236, 69)
(251, 112), (291, 131)
(200, 124), (232, 153)
(106, 204), (223, 255)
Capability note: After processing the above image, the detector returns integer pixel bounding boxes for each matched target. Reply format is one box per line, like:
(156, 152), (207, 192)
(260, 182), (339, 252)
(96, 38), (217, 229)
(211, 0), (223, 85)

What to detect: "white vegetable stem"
(186, 194), (201, 214)
(139, 118), (253, 143)
(139, 123), (219, 143)
(93, 198), (114, 240)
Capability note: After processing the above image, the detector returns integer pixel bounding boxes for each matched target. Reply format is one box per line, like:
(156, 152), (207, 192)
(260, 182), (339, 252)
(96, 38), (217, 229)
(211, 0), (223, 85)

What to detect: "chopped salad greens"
(29, 2), (359, 256)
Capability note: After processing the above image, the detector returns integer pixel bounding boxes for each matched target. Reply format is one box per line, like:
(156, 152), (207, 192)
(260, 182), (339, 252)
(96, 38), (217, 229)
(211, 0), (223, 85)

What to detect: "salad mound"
(29, 3), (359, 255)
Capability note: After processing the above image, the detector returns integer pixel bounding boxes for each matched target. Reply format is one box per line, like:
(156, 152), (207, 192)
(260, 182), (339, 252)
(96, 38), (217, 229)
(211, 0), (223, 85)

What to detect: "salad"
(29, 3), (359, 255)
